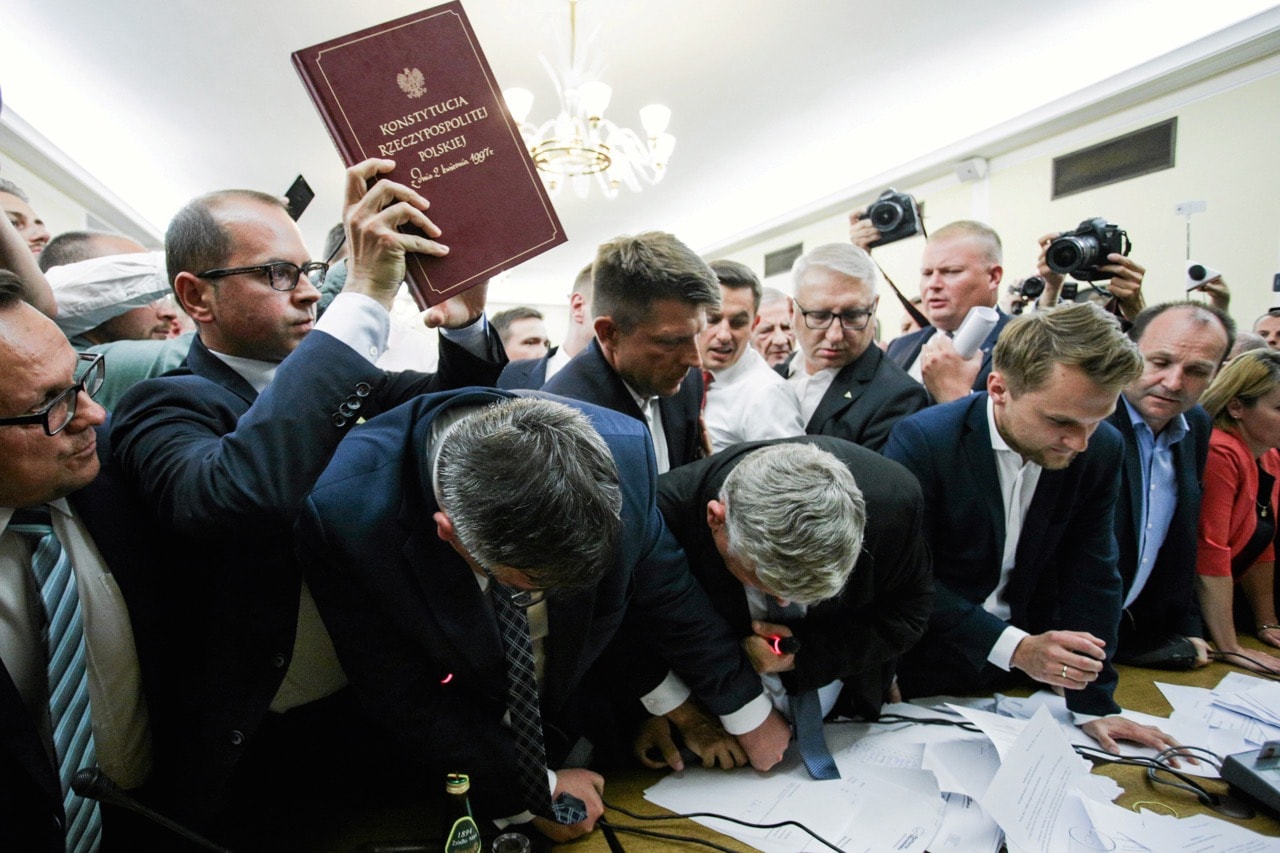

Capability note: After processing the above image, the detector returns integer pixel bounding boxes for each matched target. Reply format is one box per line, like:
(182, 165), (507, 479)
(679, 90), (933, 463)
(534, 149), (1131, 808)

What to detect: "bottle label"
(445, 816), (482, 853)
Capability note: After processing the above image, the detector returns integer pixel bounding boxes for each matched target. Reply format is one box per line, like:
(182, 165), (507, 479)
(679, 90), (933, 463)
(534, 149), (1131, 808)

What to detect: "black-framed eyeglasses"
(794, 301), (875, 331)
(0, 353), (105, 436)
(195, 261), (328, 292)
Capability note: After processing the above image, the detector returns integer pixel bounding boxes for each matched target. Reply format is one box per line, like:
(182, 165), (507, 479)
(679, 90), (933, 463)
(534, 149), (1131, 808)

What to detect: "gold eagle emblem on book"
(396, 67), (427, 99)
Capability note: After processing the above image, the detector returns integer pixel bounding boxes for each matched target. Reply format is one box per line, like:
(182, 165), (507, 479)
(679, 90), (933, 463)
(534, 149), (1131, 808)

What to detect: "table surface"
(310, 640), (1280, 852)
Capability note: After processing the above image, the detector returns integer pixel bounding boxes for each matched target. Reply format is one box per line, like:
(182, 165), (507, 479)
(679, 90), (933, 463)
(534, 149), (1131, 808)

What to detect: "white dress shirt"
(705, 348), (804, 452)
(984, 397), (1039, 670)
(787, 358), (839, 425)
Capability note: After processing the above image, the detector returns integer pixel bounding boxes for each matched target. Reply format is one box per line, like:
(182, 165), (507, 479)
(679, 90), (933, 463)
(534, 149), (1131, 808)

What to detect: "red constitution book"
(292, 2), (565, 307)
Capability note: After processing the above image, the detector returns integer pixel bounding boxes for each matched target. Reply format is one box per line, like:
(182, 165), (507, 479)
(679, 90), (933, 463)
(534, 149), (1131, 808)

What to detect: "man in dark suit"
(543, 232), (718, 471)
(499, 262), (597, 390)
(295, 391), (791, 843)
(885, 220), (1009, 404)
(1110, 302), (1233, 664)
(780, 243), (927, 452)
(106, 159), (507, 844)
(884, 302), (1181, 754)
(0, 271), (161, 850)
(632, 437), (932, 771)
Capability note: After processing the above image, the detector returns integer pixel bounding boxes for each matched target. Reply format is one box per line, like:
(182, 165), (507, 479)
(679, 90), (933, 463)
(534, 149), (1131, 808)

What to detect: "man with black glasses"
(0, 269), (157, 851)
(780, 243), (927, 452)
(107, 158), (506, 846)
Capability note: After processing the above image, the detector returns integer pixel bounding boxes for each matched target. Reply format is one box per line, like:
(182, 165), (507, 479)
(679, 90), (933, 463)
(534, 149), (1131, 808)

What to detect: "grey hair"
(436, 397), (623, 591)
(791, 243), (879, 297)
(719, 444), (866, 606)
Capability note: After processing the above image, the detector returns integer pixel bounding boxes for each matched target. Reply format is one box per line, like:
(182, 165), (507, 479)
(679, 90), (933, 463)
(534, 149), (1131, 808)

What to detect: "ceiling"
(2, 0), (1278, 306)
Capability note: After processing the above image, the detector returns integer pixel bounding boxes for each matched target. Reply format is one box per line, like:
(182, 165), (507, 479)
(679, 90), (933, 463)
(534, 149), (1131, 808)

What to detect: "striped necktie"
(10, 507), (102, 852)
(488, 580), (586, 825)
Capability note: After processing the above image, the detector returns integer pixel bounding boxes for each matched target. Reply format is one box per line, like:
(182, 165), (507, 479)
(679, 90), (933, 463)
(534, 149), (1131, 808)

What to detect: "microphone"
(72, 767), (234, 853)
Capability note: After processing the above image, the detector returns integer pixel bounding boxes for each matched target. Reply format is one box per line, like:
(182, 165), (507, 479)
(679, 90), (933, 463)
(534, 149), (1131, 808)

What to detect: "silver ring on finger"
(1061, 664), (1068, 679)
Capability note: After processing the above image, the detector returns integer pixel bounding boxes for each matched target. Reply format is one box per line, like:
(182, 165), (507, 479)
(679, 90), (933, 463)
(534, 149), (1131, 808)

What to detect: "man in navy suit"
(884, 303), (1181, 754)
(779, 243), (927, 452)
(107, 159), (508, 844)
(1110, 302), (1233, 664)
(885, 221), (1010, 403)
(544, 232), (718, 471)
(295, 391), (791, 842)
(499, 262), (596, 390)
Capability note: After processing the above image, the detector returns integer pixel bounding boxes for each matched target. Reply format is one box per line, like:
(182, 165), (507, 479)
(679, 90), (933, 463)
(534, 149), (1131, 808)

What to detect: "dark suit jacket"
(883, 393), (1125, 716)
(885, 309), (1011, 395)
(543, 339), (704, 468)
(497, 347), (555, 390)
(293, 389), (762, 820)
(780, 344), (929, 452)
(0, 665), (63, 852)
(656, 436), (933, 718)
(1111, 403), (1211, 655)
(106, 328), (504, 822)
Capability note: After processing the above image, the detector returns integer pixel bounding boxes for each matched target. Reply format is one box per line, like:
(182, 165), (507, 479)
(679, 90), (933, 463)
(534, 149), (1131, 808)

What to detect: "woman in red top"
(1197, 348), (1280, 673)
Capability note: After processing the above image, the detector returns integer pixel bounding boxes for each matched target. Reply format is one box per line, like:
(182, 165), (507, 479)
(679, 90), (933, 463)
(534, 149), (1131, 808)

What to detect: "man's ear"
(173, 272), (214, 323)
(988, 263), (1005, 292)
(433, 510), (456, 544)
(987, 369), (1009, 404)
(594, 315), (619, 351)
(752, 314), (762, 332)
(705, 499), (727, 532)
(569, 292), (587, 325)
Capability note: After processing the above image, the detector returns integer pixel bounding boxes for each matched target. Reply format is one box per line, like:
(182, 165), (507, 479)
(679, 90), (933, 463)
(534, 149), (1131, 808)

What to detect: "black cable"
(858, 713), (982, 733)
(598, 819), (742, 853)
(1210, 650), (1280, 681)
(604, 800), (843, 853)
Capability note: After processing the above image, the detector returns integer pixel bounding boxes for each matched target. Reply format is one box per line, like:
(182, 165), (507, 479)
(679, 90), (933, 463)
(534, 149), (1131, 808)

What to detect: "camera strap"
(876, 262), (931, 330)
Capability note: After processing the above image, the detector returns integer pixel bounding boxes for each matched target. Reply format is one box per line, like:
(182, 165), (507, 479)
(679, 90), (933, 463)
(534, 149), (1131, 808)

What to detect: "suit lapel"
(1112, 409), (1144, 582)
(185, 335), (259, 405)
(806, 345), (880, 432)
(961, 397), (1006, 551)
(0, 663), (62, 808)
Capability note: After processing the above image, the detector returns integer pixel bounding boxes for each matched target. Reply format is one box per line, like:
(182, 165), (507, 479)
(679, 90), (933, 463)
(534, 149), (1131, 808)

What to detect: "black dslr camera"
(1045, 218), (1131, 281)
(863, 189), (922, 248)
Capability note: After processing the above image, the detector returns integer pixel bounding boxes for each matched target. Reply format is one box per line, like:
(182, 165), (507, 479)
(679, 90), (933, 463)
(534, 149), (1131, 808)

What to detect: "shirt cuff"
(719, 694), (773, 736)
(439, 313), (491, 358)
(1071, 712), (1103, 726)
(640, 671), (691, 717)
(988, 625), (1030, 671)
(314, 291), (390, 364)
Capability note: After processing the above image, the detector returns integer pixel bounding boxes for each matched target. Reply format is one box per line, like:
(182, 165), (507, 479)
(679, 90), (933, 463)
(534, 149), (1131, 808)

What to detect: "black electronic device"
(1046, 217), (1131, 281)
(284, 174), (315, 221)
(863, 188), (923, 248)
(1222, 742), (1280, 817)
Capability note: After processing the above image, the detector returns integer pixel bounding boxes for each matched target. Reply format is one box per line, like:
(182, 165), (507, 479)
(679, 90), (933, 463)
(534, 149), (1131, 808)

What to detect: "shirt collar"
(1121, 395), (1188, 445)
(207, 350), (279, 394)
(986, 394), (1015, 454)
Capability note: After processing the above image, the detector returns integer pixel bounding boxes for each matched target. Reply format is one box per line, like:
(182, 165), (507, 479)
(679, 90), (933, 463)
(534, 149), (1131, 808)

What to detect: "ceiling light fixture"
(502, 0), (675, 199)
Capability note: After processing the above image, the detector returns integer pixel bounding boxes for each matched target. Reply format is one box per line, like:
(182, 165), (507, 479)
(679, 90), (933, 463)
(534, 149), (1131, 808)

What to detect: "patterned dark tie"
(10, 507), (103, 852)
(765, 597), (840, 781)
(487, 580), (587, 824)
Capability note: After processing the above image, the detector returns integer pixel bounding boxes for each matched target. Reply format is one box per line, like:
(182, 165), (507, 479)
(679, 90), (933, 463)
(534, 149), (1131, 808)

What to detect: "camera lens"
(1021, 276), (1045, 300)
(869, 201), (904, 231)
(1046, 236), (1099, 274)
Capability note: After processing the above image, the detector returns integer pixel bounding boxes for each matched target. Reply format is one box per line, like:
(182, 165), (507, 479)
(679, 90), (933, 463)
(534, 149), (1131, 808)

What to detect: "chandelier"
(502, 0), (675, 199)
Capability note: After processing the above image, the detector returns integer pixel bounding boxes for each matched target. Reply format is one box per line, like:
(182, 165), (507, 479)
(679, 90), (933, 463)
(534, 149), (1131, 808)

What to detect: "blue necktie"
(488, 581), (587, 824)
(10, 507), (103, 853)
(766, 598), (840, 781)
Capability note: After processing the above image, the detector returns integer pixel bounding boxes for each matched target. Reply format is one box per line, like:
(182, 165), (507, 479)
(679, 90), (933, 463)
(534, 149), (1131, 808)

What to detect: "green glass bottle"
(444, 773), (483, 853)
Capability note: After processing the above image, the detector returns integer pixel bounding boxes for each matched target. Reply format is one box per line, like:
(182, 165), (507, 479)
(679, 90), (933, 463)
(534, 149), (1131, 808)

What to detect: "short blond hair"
(993, 302), (1141, 396)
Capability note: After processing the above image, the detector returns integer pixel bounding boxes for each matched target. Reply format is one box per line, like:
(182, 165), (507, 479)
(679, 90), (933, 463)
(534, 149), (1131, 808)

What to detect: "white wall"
(720, 55), (1280, 340)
